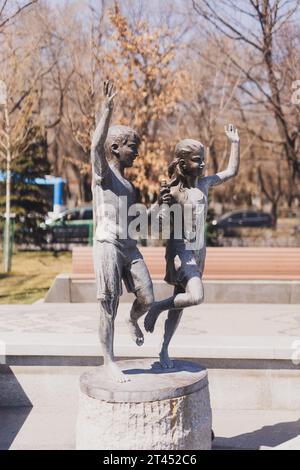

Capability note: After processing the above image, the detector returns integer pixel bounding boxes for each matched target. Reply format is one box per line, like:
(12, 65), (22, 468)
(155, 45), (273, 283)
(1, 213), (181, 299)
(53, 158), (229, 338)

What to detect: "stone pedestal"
(76, 359), (212, 450)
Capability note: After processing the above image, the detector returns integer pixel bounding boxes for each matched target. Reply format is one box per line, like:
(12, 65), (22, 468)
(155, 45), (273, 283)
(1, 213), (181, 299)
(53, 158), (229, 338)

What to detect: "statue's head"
(105, 125), (141, 168)
(168, 139), (205, 181)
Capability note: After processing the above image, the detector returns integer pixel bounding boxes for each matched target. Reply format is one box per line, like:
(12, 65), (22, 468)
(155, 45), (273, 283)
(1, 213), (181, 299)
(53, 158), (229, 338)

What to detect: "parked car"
(40, 206), (93, 244)
(212, 210), (275, 230)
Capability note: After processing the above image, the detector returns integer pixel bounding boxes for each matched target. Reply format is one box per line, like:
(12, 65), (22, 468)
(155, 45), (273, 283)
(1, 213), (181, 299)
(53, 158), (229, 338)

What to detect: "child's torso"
(167, 180), (208, 252)
(93, 165), (137, 246)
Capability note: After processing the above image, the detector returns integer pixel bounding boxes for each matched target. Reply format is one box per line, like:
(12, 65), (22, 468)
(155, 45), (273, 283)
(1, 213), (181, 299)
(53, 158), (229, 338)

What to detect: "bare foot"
(126, 318), (144, 346)
(144, 303), (161, 333)
(105, 362), (130, 383)
(159, 350), (175, 369)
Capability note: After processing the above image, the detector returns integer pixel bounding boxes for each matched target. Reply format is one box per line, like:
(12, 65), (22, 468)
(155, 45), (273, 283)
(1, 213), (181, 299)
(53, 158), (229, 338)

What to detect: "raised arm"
(91, 81), (117, 181)
(205, 124), (240, 187)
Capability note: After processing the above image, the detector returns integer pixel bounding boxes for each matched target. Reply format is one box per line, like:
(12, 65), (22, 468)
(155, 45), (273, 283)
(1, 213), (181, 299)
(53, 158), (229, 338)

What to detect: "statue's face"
(181, 147), (205, 176)
(116, 137), (139, 168)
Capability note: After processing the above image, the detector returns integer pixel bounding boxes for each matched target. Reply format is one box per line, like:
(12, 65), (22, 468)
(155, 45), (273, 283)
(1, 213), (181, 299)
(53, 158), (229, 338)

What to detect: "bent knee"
(189, 290), (204, 306)
(136, 285), (154, 309)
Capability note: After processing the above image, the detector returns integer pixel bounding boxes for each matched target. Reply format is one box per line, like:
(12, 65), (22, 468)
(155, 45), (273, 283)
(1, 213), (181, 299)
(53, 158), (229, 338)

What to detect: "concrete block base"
(76, 359), (212, 450)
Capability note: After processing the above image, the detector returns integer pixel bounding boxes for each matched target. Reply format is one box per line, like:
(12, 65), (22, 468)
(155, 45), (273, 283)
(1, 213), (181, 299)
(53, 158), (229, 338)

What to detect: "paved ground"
(0, 302), (299, 336)
(1, 302), (299, 360)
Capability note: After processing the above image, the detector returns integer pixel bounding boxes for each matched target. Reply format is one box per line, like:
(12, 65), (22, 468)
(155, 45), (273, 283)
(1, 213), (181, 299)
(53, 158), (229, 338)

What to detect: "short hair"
(168, 139), (204, 179)
(104, 125), (141, 159)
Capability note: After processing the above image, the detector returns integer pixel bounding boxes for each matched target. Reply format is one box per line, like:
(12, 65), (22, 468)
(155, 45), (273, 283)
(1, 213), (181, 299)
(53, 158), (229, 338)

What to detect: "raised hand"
(225, 124), (239, 143)
(92, 81), (117, 173)
(103, 80), (117, 110)
(158, 186), (172, 205)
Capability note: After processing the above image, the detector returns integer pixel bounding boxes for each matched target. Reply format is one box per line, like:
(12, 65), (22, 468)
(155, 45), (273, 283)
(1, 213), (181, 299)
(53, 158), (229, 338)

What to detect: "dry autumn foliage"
(66, 3), (186, 203)
(103, 4), (186, 201)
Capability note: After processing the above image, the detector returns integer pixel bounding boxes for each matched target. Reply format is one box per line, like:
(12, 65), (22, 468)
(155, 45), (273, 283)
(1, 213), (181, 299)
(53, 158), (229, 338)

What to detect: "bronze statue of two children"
(92, 81), (240, 382)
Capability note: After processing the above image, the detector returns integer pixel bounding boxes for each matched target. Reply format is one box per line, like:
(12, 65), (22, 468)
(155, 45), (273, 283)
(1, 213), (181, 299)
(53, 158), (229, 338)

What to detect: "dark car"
(40, 206), (93, 244)
(212, 210), (275, 230)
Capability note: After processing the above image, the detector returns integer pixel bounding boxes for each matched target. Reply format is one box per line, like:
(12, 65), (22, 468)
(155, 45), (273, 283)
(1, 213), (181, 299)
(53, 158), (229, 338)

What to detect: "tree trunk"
(271, 201), (277, 229)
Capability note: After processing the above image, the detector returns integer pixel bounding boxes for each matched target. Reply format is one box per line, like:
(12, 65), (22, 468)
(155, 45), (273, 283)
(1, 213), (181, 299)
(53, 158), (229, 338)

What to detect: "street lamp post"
(0, 80), (12, 273)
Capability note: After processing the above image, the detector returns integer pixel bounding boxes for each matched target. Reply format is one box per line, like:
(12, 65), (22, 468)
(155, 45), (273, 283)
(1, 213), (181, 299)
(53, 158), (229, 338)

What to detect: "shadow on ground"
(0, 366), (32, 450)
(213, 418), (300, 450)
(124, 359), (204, 375)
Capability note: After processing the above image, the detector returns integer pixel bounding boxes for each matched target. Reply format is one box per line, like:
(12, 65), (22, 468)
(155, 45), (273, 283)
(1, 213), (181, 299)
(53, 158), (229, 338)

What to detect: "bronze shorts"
(93, 241), (152, 300)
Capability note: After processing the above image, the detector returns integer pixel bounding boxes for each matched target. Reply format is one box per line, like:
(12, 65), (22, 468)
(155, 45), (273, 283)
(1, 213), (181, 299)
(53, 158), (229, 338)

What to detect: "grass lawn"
(0, 250), (72, 304)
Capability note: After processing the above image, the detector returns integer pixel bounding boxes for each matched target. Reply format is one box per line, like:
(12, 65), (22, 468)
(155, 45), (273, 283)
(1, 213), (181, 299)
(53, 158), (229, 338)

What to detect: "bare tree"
(258, 162), (282, 227)
(192, 0), (300, 207)
(178, 38), (242, 174)
(0, 0), (38, 30)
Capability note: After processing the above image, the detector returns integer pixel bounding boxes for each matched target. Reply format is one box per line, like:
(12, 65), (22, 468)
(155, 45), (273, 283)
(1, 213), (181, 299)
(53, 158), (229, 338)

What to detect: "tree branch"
(0, 0), (38, 29)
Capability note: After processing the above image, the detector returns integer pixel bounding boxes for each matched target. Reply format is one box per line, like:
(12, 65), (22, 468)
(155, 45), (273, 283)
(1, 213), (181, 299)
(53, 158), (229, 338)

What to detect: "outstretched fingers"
(110, 90), (118, 101)
(102, 80), (118, 110)
(225, 123), (239, 142)
(103, 80), (109, 96)
(103, 80), (116, 97)
(108, 82), (114, 96)
(225, 123), (234, 133)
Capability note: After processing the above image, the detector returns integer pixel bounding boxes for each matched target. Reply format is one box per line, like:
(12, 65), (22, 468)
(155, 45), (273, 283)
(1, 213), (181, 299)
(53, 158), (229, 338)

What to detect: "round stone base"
(76, 359), (212, 450)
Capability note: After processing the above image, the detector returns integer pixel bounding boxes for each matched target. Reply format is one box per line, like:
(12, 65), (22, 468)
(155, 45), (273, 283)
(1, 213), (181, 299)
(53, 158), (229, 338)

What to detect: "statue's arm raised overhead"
(91, 81), (117, 182)
(204, 124), (240, 187)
